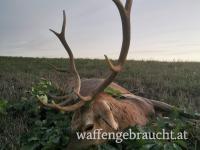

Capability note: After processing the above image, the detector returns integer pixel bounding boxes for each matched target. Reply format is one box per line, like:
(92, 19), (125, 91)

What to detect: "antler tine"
(49, 10), (81, 94)
(125, 0), (133, 16)
(38, 98), (85, 112)
(89, 0), (132, 98)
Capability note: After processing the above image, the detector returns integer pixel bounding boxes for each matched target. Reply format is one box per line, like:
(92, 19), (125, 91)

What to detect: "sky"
(0, 0), (200, 61)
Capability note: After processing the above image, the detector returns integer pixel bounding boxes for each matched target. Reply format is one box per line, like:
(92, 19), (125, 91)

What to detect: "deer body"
(76, 79), (155, 130)
(67, 79), (155, 149)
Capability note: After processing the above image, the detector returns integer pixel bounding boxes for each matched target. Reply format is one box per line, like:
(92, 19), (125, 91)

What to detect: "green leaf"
(0, 100), (8, 115)
(151, 143), (163, 150)
(104, 87), (122, 98)
(164, 143), (173, 150)
(21, 142), (41, 150)
(140, 143), (156, 150)
(28, 137), (39, 142)
(175, 140), (187, 149)
(172, 143), (182, 150)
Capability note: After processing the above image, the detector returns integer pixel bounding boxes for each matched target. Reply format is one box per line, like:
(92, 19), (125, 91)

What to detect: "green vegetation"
(0, 56), (200, 149)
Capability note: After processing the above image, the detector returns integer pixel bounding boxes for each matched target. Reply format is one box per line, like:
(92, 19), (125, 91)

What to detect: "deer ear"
(95, 100), (119, 130)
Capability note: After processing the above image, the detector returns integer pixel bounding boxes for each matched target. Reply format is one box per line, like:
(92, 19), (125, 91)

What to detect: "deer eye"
(84, 124), (94, 131)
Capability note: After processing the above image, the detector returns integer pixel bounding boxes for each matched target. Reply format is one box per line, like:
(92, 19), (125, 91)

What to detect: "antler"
(78, 0), (133, 100)
(94, 0), (132, 95)
(39, 0), (132, 111)
(39, 11), (86, 111)
(76, 0), (132, 101)
(49, 11), (81, 95)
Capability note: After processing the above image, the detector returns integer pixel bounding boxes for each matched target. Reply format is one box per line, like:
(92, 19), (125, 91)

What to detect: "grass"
(0, 56), (200, 149)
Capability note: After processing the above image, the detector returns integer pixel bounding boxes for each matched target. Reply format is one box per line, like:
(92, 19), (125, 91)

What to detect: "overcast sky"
(0, 0), (200, 61)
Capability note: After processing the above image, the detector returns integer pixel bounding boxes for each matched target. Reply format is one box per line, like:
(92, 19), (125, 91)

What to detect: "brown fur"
(68, 79), (155, 149)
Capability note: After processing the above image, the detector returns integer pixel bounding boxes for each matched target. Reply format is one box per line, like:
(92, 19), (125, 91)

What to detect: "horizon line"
(1, 55), (200, 63)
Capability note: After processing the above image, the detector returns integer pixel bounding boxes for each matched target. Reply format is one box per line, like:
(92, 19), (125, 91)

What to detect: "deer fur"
(67, 79), (153, 149)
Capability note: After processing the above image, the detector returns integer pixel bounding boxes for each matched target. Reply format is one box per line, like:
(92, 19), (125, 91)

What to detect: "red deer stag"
(38, 0), (200, 149)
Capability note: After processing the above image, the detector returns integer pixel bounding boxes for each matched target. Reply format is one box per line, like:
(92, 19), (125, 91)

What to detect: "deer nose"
(83, 124), (94, 131)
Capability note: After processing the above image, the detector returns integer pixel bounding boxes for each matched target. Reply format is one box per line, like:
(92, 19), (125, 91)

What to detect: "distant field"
(0, 56), (200, 111)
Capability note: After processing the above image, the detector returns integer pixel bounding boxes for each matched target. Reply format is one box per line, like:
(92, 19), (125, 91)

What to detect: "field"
(0, 56), (200, 149)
